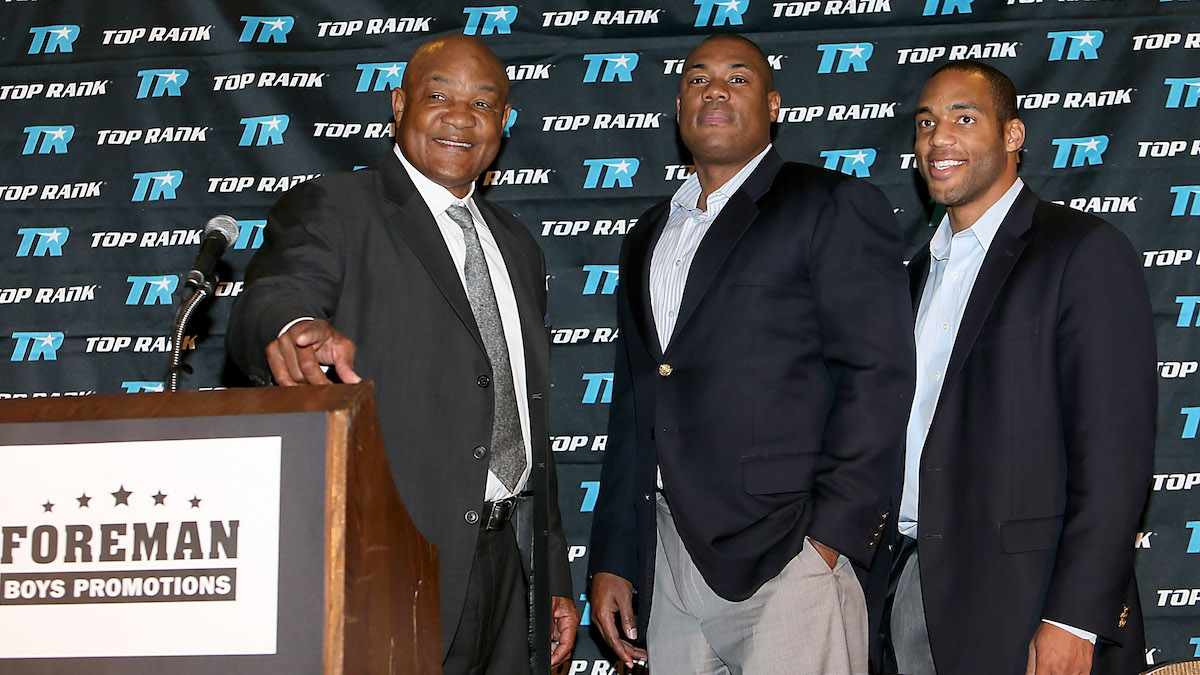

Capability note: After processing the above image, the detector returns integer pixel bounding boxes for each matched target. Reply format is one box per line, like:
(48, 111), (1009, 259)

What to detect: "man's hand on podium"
(267, 318), (361, 386)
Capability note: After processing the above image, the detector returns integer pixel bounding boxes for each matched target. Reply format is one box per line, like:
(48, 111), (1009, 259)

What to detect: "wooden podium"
(0, 384), (439, 674)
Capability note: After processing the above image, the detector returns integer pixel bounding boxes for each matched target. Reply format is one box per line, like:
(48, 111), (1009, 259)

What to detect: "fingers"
(265, 319), (354, 386)
(591, 573), (639, 668)
(549, 617), (577, 667)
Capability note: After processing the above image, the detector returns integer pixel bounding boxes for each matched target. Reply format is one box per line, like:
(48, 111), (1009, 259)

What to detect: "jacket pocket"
(741, 453), (816, 495)
(1000, 515), (1063, 553)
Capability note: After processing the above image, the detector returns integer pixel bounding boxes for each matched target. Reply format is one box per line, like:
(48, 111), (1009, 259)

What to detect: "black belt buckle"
(484, 497), (516, 530)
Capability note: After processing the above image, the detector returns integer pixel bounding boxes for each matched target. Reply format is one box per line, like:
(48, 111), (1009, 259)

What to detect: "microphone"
(186, 215), (240, 289)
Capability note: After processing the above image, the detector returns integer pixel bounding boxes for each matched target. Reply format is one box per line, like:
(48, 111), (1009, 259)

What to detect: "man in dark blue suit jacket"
(868, 61), (1155, 675)
(587, 34), (915, 674)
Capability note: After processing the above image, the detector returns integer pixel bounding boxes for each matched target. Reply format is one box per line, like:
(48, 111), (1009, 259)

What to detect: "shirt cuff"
(1042, 619), (1097, 644)
(278, 317), (314, 337)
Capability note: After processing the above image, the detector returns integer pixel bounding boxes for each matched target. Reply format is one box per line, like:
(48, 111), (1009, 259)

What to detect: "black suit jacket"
(867, 186), (1155, 674)
(588, 149), (915, 633)
(226, 151), (572, 660)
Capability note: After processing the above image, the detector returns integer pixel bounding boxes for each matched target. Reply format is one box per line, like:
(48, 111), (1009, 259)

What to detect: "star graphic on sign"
(151, 277), (172, 290)
(53, 26), (74, 40)
(45, 230), (62, 242)
(720, 0), (741, 11)
(49, 127), (68, 140)
(265, 117), (283, 131)
(1076, 32), (1095, 46)
(849, 150), (869, 165)
(37, 333), (58, 347)
(156, 173), (176, 186)
(152, 491), (168, 506)
(609, 159), (632, 174)
(42, 500), (54, 513)
(77, 493), (91, 508)
(163, 70), (182, 84)
(489, 8), (510, 20)
(382, 63), (402, 77)
(845, 44), (865, 59)
(267, 18), (286, 31)
(1080, 137), (1101, 152)
(610, 54), (631, 69)
(112, 485), (132, 506)
(189, 495), (202, 509)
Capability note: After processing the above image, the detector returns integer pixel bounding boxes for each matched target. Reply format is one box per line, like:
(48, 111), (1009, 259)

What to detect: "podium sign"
(0, 385), (439, 674)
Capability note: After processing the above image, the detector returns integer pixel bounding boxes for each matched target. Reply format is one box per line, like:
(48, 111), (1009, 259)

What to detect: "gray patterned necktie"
(446, 203), (527, 492)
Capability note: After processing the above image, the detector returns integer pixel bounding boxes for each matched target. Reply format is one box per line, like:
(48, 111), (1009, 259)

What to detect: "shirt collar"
(393, 143), (477, 217)
(928, 177), (1024, 261)
(670, 144), (773, 215)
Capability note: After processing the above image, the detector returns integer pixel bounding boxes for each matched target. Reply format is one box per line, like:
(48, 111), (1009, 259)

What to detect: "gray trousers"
(647, 494), (869, 675)
(889, 546), (937, 675)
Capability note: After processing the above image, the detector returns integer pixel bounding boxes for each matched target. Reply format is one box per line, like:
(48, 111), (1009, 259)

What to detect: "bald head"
(402, 34), (510, 101)
(391, 34), (512, 198)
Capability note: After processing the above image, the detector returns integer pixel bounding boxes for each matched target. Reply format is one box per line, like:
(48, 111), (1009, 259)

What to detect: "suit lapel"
(938, 186), (1036, 397)
(376, 153), (485, 353)
(666, 149), (784, 353)
(624, 201), (670, 360)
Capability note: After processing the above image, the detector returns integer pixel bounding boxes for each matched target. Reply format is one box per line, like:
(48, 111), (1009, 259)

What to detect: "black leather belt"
(482, 497), (517, 530)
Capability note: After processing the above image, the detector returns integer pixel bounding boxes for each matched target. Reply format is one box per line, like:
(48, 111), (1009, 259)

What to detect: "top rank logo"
(816, 43), (872, 73)
(583, 158), (639, 189)
(583, 53), (638, 83)
(136, 69), (188, 99)
(16, 228), (69, 257)
(1051, 135), (1108, 168)
(821, 148), (876, 177)
(239, 16), (293, 43)
(356, 62), (405, 92)
(463, 6), (517, 35)
(1047, 30), (1102, 61)
(28, 25), (79, 54)
(922, 0), (971, 15)
(10, 332), (64, 362)
(1165, 77), (1200, 108)
(694, 0), (748, 27)
(22, 126), (73, 155)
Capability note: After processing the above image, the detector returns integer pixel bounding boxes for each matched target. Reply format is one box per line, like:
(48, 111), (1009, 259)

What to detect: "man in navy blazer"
(869, 61), (1155, 675)
(587, 34), (914, 674)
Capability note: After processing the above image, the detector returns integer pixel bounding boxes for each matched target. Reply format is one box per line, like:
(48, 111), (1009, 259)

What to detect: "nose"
(442, 101), (477, 130)
(926, 121), (954, 148)
(703, 81), (729, 102)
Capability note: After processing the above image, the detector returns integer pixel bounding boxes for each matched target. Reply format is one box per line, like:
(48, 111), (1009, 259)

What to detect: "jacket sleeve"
(1040, 223), (1156, 644)
(804, 178), (916, 567)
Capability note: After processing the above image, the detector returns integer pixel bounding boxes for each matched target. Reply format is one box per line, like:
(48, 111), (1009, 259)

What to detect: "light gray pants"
(647, 494), (869, 675)
(890, 547), (937, 675)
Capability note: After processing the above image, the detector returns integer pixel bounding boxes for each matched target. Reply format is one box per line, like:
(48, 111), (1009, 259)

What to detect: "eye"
(428, 92), (446, 101)
(916, 118), (933, 129)
(959, 114), (975, 124)
(474, 100), (493, 109)
(730, 75), (748, 83)
(689, 76), (708, 85)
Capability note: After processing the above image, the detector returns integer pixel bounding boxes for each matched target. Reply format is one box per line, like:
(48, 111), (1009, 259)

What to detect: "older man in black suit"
(227, 34), (577, 675)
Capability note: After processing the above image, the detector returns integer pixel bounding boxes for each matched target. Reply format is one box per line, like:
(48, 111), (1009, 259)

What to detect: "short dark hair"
(931, 60), (1017, 124)
(696, 33), (774, 90)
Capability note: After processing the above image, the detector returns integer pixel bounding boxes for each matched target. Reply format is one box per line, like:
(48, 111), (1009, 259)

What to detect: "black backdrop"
(2, 1), (1199, 670)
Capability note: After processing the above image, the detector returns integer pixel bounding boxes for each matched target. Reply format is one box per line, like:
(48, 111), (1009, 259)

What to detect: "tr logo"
(135, 69), (189, 98)
(15, 228), (69, 257)
(1050, 136), (1108, 168)
(131, 171), (183, 201)
(1046, 30), (1103, 61)
(582, 53), (638, 83)
(125, 276), (179, 305)
(582, 158), (639, 189)
(28, 25), (79, 54)
(239, 115), (290, 146)
(1170, 186), (1200, 217)
(693, 0), (748, 27)
(22, 126), (74, 155)
(1164, 77), (1200, 108)
(462, 6), (517, 35)
(820, 148), (877, 177)
(234, 220), (267, 250)
(10, 332), (64, 362)
(922, 0), (972, 15)
(239, 16), (293, 43)
(816, 43), (872, 73)
(355, 62), (406, 92)
(581, 373), (614, 404)
(582, 265), (620, 295)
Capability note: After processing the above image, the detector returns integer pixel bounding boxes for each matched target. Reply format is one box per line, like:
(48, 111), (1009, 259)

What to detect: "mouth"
(926, 157), (965, 176)
(697, 106), (733, 125)
(435, 138), (473, 149)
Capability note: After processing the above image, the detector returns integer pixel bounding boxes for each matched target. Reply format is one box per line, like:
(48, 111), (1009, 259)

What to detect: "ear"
(1005, 117), (1026, 154)
(675, 94), (681, 121)
(767, 90), (781, 123)
(391, 87), (405, 124)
